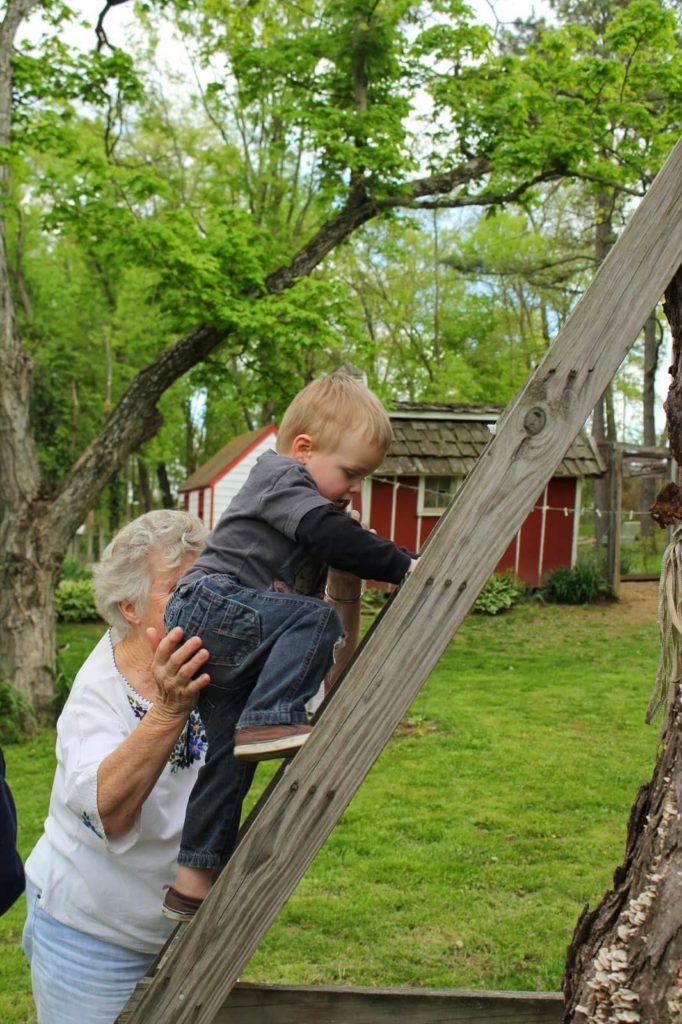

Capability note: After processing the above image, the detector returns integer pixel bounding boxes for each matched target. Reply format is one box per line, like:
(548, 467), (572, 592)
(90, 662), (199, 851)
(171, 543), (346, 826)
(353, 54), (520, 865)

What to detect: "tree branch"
(265, 157), (492, 293)
(46, 323), (226, 547)
(43, 155), (574, 552)
(95, 0), (133, 52)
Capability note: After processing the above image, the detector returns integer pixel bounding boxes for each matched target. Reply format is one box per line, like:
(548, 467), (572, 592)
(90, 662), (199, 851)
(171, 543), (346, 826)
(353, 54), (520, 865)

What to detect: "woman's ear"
(290, 434), (313, 464)
(117, 599), (141, 627)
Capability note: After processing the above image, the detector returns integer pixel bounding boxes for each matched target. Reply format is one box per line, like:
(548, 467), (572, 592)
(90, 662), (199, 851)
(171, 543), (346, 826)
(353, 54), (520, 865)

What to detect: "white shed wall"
(211, 432), (276, 527)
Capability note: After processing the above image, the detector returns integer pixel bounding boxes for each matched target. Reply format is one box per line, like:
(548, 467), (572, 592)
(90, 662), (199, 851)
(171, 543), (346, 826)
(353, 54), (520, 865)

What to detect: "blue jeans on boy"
(164, 573), (343, 869)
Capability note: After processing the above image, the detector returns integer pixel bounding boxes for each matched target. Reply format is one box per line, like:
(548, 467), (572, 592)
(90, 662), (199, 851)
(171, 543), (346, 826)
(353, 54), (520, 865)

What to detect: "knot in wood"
(524, 406), (547, 436)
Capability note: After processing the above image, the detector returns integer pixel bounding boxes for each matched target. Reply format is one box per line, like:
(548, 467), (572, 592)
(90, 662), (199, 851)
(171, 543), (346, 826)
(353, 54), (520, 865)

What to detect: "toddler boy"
(162, 374), (416, 919)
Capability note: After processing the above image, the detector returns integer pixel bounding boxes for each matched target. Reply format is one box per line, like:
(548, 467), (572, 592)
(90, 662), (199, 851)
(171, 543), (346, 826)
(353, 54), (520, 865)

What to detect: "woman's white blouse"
(25, 632), (206, 953)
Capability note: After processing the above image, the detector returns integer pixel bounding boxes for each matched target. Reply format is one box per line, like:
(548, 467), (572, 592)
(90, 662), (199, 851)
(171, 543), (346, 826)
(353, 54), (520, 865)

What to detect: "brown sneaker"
(233, 724), (313, 761)
(162, 886), (204, 922)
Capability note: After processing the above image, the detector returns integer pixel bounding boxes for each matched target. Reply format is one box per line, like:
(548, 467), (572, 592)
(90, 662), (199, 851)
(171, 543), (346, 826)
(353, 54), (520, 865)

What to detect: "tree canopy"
(1, 0), (680, 706)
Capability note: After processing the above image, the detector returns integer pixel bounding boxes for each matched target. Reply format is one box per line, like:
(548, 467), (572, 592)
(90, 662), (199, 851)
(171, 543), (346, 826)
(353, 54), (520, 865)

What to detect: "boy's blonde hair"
(277, 374), (393, 454)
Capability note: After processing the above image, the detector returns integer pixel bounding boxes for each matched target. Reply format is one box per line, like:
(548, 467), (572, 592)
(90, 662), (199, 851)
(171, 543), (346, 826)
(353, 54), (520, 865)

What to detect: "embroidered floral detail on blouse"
(80, 811), (104, 839)
(126, 695), (206, 774)
(171, 709), (207, 773)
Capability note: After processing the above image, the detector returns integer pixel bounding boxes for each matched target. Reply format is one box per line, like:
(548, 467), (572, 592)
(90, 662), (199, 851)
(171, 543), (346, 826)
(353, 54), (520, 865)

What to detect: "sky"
(24, 1), (554, 73)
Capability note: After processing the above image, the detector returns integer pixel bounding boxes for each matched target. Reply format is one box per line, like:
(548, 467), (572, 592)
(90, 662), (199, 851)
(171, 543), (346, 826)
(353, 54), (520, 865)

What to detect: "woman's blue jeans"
(22, 880), (155, 1024)
(164, 574), (343, 869)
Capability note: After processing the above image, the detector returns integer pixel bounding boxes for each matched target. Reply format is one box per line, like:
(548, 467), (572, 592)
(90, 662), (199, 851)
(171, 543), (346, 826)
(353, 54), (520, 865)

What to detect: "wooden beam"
(222, 982), (563, 1023)
(605, 443), (623, 599)
(119, 135), (682, 1024)
(619, 444), (671, 459)
(123, 980), (563, 1023)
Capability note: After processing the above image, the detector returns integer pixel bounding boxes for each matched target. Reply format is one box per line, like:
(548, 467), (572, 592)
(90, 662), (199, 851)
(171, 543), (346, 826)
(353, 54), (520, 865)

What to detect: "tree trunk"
(156, 462), (174, 509)
(0, 520), (60, 714)
(0, 1), (54, 709)
(563, 265), (682, 1022)
(137, 458), (154, 513)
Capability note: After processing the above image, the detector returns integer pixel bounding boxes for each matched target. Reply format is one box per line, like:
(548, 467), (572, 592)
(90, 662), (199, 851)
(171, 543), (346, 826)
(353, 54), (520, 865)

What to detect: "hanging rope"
(646, 523), (682, 724)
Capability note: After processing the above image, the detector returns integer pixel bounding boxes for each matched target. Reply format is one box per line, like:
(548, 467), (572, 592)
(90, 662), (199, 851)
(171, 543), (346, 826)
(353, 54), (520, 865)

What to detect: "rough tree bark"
(0, 4), (566, 712)
(563, 265), (682, 1023)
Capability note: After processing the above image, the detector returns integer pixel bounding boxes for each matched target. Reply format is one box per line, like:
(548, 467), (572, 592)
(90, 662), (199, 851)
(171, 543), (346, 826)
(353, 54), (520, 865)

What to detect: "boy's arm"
(296, 505), (415, 584)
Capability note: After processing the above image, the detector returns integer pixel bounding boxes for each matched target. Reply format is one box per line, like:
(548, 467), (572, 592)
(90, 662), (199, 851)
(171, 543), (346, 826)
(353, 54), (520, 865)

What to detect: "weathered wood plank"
(605, 443), (623, 598)
(121, 980), (563, 1023)
(119, 136), (682, 1024)
(222, 983), (563, 1023)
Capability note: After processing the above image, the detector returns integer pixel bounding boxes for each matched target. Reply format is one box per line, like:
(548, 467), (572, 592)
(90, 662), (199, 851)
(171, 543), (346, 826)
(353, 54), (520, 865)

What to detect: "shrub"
(55, 579), (100, 622)
(473, 572), (524, 615)
(52, 658), (74, 716)
(361, 587), (389, 611)
(59, 555), (93, 582)
(0, 680), (36, 743)
(544, 563), (609, 605)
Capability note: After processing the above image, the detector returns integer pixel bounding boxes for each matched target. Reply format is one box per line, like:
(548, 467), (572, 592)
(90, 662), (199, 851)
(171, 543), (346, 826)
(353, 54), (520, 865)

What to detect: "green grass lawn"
(0, 599), (661, 1022)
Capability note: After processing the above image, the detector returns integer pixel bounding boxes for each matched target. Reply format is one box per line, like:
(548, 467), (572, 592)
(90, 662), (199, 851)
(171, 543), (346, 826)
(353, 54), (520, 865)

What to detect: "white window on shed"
(418, 476), (461, 515)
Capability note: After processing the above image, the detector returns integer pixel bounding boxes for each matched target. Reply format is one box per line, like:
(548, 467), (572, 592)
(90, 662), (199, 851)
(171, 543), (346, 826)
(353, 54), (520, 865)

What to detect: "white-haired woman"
(21, 508), (364, 1024)
(21, 510), (212, 1024)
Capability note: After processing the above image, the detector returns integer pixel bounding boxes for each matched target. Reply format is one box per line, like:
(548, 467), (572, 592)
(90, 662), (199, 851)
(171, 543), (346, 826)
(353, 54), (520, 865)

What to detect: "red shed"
(178, 405), (603, 588)
(364, 403), (604, 588)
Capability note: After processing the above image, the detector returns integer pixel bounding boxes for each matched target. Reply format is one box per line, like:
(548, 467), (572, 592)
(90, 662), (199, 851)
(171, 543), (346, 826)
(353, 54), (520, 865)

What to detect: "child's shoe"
(233, 723), (312, 761)
(162, 886), (204, 922)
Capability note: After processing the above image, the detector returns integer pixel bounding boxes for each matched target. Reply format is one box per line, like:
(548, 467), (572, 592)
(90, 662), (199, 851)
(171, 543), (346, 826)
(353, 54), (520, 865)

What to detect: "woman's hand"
(146, 626), (211, 719)
(98, 631), (211, 838)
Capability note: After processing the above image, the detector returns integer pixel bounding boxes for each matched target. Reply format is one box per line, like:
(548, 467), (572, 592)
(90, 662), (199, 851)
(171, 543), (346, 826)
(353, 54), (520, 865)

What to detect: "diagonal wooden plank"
(119, 135), (682, 1024)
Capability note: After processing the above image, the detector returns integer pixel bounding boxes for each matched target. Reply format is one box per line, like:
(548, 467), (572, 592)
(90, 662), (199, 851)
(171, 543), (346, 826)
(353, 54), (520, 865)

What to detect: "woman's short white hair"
(92, 510), (207, 637)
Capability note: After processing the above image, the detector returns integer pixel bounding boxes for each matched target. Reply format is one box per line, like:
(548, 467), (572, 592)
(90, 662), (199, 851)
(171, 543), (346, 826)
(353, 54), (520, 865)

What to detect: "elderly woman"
(21, 508), (363, 1024)
(22, 510), (210, 1023)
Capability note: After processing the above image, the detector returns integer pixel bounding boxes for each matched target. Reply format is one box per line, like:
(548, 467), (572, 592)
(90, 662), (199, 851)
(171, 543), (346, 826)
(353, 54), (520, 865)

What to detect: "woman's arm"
(96, 628), (210, 838)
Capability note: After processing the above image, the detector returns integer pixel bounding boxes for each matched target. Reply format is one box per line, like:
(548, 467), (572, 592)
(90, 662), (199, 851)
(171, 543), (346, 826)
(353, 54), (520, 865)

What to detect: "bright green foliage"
(5, 0), (682, 521)
(473, 572), (525, 614)
(544, 562), (610, 604)
(59, 556), (92, 582)
(54, 580), (100, 622)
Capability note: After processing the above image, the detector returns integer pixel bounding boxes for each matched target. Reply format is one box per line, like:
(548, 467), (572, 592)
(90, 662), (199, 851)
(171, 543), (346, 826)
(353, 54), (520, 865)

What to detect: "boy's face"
(294, 432), (386, 510)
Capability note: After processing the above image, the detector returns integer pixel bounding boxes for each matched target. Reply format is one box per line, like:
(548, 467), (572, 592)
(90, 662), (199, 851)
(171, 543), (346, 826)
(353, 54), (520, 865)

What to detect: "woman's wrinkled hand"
(146, 626), (211, 718)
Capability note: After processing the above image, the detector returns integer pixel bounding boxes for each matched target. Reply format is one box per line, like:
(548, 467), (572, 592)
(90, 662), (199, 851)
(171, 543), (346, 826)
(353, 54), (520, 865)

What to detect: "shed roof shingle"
(378, 405), (604, 478)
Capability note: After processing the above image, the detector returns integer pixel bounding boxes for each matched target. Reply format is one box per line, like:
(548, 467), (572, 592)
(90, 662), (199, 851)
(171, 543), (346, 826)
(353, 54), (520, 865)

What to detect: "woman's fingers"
(172, 644), (210, 681)
(150, 627), (211, 686)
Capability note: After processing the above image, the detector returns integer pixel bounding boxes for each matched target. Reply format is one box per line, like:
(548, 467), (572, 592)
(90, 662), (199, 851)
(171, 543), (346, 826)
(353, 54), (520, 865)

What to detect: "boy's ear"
(290, 434), (313, 463)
